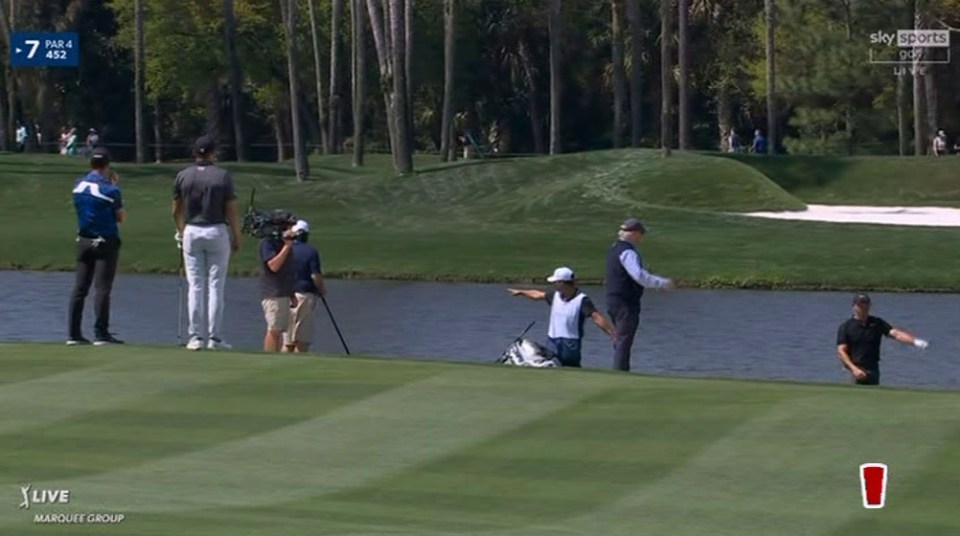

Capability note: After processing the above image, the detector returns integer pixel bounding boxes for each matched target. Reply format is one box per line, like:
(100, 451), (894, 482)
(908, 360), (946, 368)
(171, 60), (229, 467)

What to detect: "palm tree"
(764, 0), (775, 155)
(439, 0), (456, 161)
(388, 0), (413, 173)
(134, 0), (145, 163)
(351, 0), (365, 166)
(223, 0), (247, 161)
(548, 0), (562, 155)
(678, 0), (690, 150)
(660, 0), (672, 157)
(281, 0), (309, 180)
(626, 0), (642, 146)
(611, 0), (627, 148)
(364, 0), (397, 153)
(330, 0), (344, 153)
(307, 0), (329, 155)
(405, 0), (414, 151)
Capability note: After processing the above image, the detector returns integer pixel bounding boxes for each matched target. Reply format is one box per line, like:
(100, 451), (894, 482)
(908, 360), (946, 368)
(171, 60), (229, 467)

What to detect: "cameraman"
(259, 210), (297, 352)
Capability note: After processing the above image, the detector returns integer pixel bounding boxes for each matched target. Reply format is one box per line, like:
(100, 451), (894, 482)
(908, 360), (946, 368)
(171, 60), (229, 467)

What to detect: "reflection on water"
(2, 271), (959, 389)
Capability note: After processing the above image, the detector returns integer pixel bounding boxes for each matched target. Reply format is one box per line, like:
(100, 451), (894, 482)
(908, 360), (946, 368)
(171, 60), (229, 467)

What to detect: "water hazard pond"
(2, 271), (958, 390)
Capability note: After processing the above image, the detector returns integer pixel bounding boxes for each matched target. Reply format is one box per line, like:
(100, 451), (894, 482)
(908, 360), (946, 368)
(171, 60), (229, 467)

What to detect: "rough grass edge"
(2, 263), (957, 293)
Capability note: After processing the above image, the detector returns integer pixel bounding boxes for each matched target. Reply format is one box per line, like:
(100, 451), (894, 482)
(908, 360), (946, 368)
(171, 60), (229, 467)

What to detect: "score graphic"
(9, 32), (79, 67)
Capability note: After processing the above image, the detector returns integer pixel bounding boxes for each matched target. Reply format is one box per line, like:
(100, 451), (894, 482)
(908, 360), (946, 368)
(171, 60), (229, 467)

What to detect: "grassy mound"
(722, 153), (960, 206)
(1, 343), (958, 535)
(3, 151), (960, 290)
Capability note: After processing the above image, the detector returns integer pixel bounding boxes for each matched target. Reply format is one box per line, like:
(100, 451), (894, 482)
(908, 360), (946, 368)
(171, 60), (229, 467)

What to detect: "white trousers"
(182, 224), (231, 340)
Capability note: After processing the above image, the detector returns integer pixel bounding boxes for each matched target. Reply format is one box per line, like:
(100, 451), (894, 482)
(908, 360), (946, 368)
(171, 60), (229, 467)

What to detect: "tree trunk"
(274, 110), (286, 162)
(0, 0), (18, 151)
(329, 0), (343, 154)
(924, 67), (938, 145)
(204, 83), (223, 156)
(717, 82), (731, 151)
(660, 0), (672, 157)
(518, 40), (545, 154)
(626, 0), (642, 147)
(153, 98), (163, 163)
(897, 71), (907, 156)
(388, 0), (412, 173)
(134, 0), (145, 163)
(764, 0), (775, 155)
(404, 0), (414, 150)
(611, 0), (626, 148)
(912, 2), (924, 156)
(352, 0), (365, 166)
(547, 0), (562, 155)
(365, 0), (398, 154)
(281, 0), (309, 180)
(439, 0), (455, 161)
(223, 0), (247, 161)
(677, 0), (689, 150)
(306, 0), (329, 154)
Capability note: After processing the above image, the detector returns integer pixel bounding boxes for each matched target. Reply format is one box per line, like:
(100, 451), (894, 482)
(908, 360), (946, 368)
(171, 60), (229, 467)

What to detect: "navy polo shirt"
(72, 171), (123, 238)
(292, 241), (322, 294)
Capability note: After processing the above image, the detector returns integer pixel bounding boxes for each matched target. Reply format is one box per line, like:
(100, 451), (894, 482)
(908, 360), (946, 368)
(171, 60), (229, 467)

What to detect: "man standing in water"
(837, 293), (929, 386)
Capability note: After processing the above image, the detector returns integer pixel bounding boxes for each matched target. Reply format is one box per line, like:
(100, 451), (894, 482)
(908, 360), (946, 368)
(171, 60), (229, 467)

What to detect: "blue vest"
(605, 240), (644, 305)
(72, 171), (122, 238)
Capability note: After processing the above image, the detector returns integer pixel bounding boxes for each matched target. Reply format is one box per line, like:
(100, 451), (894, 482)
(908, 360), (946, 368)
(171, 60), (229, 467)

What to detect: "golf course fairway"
(1, 343), (958, 535)
(4, 150), (960, 290)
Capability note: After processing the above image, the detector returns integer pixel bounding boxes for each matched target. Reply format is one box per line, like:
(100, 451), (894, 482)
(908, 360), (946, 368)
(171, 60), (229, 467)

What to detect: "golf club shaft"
(321, 296), (350, 355)
(516, 320), (536, 341)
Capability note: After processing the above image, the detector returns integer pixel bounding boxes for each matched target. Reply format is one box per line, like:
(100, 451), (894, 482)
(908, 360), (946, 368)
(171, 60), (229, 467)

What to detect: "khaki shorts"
(261, 297), (292, 332)
(283, 292), (317, 345)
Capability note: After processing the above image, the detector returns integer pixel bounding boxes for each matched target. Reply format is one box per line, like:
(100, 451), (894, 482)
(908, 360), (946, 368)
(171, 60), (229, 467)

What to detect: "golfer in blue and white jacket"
(507, 267), (616, 367)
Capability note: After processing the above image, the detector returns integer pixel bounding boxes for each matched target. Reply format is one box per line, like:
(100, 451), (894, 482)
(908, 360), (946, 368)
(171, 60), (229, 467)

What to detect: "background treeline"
(0, 0), (958, 173)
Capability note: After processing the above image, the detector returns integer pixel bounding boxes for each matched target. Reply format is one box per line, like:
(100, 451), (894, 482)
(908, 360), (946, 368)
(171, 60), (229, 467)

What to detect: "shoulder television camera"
(240, 189), (297, 240)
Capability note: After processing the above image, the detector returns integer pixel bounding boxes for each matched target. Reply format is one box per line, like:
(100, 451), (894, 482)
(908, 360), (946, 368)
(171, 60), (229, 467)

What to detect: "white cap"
(291, 220), (310, 234)
(546, 266), (575, 283)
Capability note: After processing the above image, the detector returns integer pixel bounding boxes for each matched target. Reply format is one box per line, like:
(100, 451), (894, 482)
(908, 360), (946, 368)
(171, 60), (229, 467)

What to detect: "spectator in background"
(15, 122), (26, 152)
(727, 129), (741, 153)
(34, 122), (41, 148)
(86, 129), (100, 156)
(66, 127), (78, 156)
(751, 129), (767, 154)
(932, 130), (947, 156)
(59, 127), (69, 155)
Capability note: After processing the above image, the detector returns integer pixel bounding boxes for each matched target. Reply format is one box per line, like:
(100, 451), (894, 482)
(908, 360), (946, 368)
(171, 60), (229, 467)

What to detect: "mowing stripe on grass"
(491, 393), (959, 536)
(17, 369), (621, 515)
(0, 353), (289, 435)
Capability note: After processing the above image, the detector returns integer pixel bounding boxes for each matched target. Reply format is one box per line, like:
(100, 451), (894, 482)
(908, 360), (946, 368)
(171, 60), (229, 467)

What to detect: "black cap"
(620, 217), (646, 233)
(193, 135), (216, 155)
(853, 293), (871, 304)
(90, 147), (110, 166)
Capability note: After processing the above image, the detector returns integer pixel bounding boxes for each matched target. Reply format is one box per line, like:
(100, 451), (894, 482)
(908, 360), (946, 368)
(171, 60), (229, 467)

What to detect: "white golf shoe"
(185, 337), (204, 351)
(207, 338), (232, 350)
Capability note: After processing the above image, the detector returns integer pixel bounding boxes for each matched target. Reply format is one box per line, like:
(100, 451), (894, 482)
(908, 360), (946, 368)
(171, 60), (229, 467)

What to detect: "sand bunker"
(743, 205), (960, 227)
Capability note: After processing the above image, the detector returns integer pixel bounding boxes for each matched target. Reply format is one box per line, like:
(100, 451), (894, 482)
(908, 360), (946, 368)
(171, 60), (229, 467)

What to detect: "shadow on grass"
(712, 152), (857, 192)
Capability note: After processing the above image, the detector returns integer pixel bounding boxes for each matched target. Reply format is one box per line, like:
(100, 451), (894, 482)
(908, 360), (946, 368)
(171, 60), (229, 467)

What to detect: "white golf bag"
(497, 338), (562, 368)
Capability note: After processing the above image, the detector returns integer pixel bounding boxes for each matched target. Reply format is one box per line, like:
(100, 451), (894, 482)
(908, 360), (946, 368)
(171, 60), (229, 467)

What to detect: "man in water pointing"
(837, 293), (929, 386)
(507, 266), (616, 367)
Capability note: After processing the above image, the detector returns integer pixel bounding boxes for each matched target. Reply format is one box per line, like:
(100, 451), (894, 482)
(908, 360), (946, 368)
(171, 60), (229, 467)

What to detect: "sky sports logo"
(869, 30), (950, 48)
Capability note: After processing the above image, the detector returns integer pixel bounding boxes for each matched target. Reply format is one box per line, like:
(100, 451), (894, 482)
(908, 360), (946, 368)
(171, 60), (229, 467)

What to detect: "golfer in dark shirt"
(837, 293), (929, 385)
(283, 219), (326, 353)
